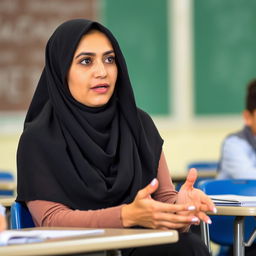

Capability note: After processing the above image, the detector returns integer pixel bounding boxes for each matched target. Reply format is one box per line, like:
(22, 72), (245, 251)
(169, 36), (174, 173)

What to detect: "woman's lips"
(91, 84), (110, 93)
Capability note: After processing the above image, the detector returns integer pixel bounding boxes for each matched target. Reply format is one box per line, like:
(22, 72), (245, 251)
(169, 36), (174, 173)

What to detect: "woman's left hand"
(176, 168), (217, 224)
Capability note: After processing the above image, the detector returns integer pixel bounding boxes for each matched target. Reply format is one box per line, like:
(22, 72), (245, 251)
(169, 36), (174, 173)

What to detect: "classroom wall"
(0, 0), (249, 179)
(0, 116), (243, 179)
(157, 117), (242, 174)
(100, 0), (256, 118)
(194, 0), (256, 115)
(101, 0), (169, 115)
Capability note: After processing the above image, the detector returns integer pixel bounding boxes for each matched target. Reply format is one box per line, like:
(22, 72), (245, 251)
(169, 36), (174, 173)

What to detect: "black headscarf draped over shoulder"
(17, 19), (163, 210)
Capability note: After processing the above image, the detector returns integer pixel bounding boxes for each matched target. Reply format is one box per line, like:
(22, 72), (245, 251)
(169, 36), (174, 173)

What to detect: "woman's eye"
(105, 56), (115, 64)
(80, 58), (92, 65)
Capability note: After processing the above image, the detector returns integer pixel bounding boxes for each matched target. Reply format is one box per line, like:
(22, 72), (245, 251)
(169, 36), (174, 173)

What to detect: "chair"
(197, 179), (256, 256)
(187, 161), (218, 170)
(11, 202), (35, 229)
(175, 161), (218, 191)
(0, 170), (15, 196)
(187, 161), (218, 187)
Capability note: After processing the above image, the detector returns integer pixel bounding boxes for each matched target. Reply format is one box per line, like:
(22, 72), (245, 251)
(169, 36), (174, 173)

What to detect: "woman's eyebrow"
(103, 50), (115, 56)
(75, 50), (114, 59)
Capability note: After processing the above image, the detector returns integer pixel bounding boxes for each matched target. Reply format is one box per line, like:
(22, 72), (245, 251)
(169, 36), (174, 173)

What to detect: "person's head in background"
(243, 79), (256, 135)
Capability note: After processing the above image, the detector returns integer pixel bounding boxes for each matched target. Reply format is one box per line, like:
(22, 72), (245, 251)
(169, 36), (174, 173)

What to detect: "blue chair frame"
(197, 179), (256, 255)
(187, 161), (218, 171)
(11, 202), (35, 229)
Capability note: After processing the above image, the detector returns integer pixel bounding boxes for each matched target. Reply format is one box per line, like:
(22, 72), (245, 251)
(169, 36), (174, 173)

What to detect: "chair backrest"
(11, 202), (35, 229)
(175, 161), (218, 191)
(197, 179), (256, 245)
(182, 161), (218, 189)
(0, 171), (14, 180)
(187, 161), (218, 172)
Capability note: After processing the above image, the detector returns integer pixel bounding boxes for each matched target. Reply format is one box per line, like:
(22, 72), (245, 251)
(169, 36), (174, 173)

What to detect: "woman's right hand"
(121, 179), (199, 230)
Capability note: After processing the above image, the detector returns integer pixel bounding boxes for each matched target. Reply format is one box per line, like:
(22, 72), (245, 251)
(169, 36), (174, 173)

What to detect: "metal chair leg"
(200, 222), (212, 254)
(234, 216), (245, 256)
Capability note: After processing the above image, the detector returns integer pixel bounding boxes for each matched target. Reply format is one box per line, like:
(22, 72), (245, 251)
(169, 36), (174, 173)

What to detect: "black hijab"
(17, 19), (163, 210)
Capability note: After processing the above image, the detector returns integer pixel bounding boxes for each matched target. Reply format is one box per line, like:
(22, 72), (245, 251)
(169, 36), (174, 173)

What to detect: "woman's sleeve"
(155, 152), (191, 233)
(153, 151), (178, 204)
(27, 200), (124, 228)
(27, 151), (177, 228)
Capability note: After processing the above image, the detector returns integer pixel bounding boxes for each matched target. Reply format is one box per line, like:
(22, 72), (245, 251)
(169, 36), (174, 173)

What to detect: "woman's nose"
(93, 61), (107, 77)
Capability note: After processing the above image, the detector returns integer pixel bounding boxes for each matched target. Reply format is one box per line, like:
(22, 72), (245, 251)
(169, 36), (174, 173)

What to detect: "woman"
(17, 19), (215, 255)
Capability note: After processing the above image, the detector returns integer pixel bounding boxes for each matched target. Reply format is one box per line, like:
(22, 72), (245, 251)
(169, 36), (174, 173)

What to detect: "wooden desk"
(0, 196), (16, 208)
(201, 206), (256, 256)
(0, 228), (178, 256)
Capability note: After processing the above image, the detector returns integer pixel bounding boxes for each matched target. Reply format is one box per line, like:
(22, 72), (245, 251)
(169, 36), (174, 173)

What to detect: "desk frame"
(201, 206), (256, 256)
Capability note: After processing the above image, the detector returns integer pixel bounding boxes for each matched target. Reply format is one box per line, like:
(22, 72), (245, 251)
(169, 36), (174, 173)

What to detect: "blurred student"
(0, 205), (6, 231)
(218, 79), (256, 179)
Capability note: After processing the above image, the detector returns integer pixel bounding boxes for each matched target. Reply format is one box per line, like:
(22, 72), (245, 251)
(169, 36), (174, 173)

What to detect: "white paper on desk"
(210, 194), (256, 206)
(0, 229), (104, 246)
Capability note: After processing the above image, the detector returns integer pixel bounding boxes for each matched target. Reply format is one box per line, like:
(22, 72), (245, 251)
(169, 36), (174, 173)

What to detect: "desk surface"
(0, 228), (178, 256)
(0, 196), (16, 207)
(209, 205), (256, 216)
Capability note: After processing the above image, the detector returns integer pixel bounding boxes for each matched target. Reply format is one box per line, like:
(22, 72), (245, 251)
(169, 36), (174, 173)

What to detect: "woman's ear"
(243, 110), (253, 126)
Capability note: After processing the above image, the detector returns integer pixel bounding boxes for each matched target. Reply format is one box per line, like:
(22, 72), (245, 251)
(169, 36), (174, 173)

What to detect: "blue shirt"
(217, 135), (256, 179)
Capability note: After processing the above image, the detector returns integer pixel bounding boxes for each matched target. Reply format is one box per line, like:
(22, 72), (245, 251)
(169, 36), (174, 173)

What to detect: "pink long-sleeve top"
(27, 152), (179, 228)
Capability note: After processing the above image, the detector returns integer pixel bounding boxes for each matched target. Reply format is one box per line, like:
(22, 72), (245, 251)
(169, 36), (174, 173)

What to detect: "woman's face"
(67, 30), (118, 107)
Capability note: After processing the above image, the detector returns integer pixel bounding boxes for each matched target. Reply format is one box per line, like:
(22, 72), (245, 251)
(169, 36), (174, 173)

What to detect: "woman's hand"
(121, 179), (200, 230)
(177, 168), (217, 224)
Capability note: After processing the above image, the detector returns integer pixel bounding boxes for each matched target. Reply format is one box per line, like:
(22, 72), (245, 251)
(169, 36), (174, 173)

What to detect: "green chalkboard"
(194, 0), (256, 115)
(101, 0), (169, 115)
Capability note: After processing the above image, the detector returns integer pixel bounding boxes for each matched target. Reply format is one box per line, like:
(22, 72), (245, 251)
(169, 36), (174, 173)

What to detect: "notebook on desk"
(0, 229), (104, 246)
(210, 194), (256, 207)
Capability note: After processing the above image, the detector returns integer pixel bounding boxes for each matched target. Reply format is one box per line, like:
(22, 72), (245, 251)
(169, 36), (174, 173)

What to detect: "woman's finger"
(154, 211), (199, 224)
(181, 168), (198, 190)
(195, 211), (212, 224)
(152, 200), (196, 213)
(155, 220), (189, 229)
(198, 202), (217, 214)
(199, 193), (217, 213)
